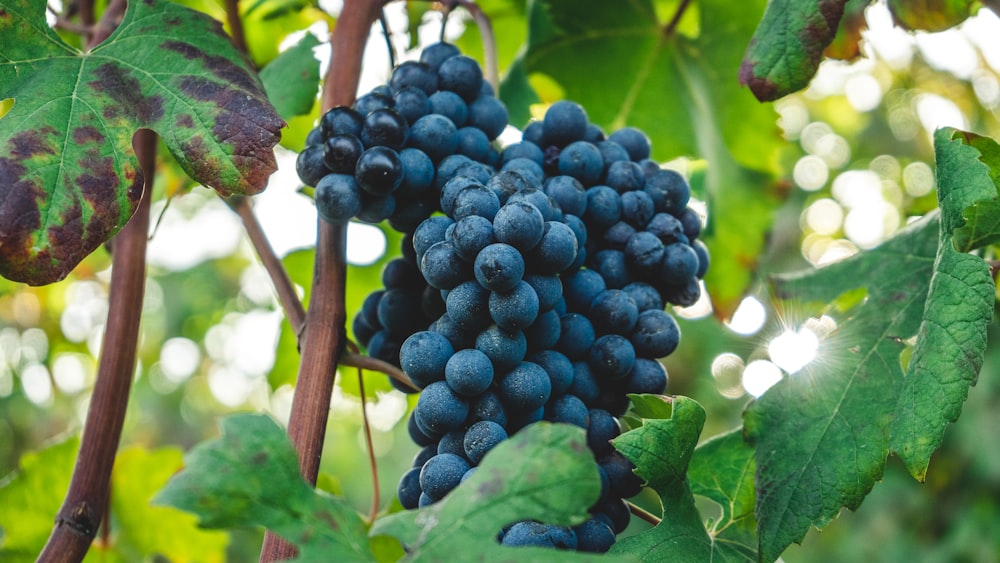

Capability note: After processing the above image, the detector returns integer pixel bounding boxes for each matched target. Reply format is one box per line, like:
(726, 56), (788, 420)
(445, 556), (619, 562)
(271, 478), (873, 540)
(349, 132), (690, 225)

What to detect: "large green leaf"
(371, 422), (616, 562)
(509, 0), (783, 316)
(610, 396), (753, 561)
(688, 429), (757, 557)
(889, 129), (996, 480)
(155, 413), (378, 562)
(739, 0), (848, 101)
(0, 436), (78, 562)
(0, 0), (284, 285)
(750, 129), (997, 561)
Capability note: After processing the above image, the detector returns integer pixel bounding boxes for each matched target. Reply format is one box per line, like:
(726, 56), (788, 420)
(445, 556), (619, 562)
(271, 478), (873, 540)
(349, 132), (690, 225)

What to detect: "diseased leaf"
(823, 0), (868, 60)
(0, 436), (78, 562)
(889, 128), (996, 481)
(752, 214), (940, 561)
(739, 0), (848, 101)
(371, 422), (618, 562)
(888, 0), (974, 32)
(154, 413), (377, 561)
(510, 0), (783, 316)
(0, 0), (284, 285)
(611, 397), (751, 561)
(260, 33), (321, 120)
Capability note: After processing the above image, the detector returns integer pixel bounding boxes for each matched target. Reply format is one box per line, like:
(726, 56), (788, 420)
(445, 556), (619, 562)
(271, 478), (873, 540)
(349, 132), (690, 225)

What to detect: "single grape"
(314, 173), (361, 225)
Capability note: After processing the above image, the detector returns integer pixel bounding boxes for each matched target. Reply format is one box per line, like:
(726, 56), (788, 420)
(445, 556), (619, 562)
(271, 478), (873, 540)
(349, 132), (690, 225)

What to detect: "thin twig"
(77, 0), (95, 27)
(663, 0), (692, 37)
(627, 500), (662, 526)
(90, 0), (126, 45)
(228, 197), (307, 335)
(448, 0), (498, 91)
(341, 351), (419, 392)
(224, 0), (249, 56)
(357, 366), (381, 524)
(378, 8), (396, 70)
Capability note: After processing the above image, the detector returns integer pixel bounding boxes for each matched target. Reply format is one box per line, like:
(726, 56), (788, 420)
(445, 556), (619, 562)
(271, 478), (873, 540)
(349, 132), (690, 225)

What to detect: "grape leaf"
(0, 0), (284, 285)
(739, 0), (849, 101)
(823, 0), (869, 61)
(260, 32), (321, 120)
(154, 413), (378, 562)
(889, 128), (996, 481)
(509, 0), (783, 316)
(688, 429), (757, 557)
(107, 446), (228, 561)
(888, 0), (974, 32)
(371, 422), (619, 562)
(610, 396), (753, 561)
(953, 199), (1000, 251)
(0, 436), (78, 562)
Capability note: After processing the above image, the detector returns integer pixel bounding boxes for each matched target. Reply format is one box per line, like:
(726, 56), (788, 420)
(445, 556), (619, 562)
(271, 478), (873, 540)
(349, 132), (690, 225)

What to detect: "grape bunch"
(302, 43), (709, 554)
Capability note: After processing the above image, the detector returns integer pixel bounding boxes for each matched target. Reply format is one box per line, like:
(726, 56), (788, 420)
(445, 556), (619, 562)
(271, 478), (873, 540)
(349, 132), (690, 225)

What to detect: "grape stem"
(342, 351), (420, 392)
(224, 0), (249, 56)
(259, 0), (384, 560)
(663, 0), (692, 37)
(356, 365), (381, 524)
(442, 0), (499, 91)
(627, 500), (662, 526)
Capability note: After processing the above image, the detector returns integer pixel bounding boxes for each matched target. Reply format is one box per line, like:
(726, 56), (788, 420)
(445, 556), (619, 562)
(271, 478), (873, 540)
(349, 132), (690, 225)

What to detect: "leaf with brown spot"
(0, 0), (284, 285)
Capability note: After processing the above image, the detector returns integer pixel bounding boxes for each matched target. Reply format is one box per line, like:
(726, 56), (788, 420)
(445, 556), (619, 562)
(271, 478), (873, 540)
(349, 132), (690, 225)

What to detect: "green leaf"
(0, 0), (284, 285)
(0, 436), (78, 562)
(688, 429), (757, 558)
(510, 0), (783, 316)
(888, 0), (974, 32)
(371, 422), (616, 562)
(889, 128), (996, 481)
(155, 413), (377, 561)
(612, 397), (751, 561)
(953, 199), (1000, 251)
(108, 446), (228, 561)
(260, 33), (321, 120)
(739, 0), (848, 101)
(751, 213), (940, 561)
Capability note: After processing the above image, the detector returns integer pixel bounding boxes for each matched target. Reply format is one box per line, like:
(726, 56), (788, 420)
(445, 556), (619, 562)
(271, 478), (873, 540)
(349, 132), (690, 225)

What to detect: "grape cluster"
(305, 44), (709, 553)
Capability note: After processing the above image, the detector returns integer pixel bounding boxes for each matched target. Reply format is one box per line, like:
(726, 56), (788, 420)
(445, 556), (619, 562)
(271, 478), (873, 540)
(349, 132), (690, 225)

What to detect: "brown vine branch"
(627, 500), (662, 526)
(341, 351), (419, 392)
(228, 197), (307, 335)
(663, 0), (692, 37)
(224, 0), (249, 56)
(259, 1), (384, 560)
(38, 130), (156, 562)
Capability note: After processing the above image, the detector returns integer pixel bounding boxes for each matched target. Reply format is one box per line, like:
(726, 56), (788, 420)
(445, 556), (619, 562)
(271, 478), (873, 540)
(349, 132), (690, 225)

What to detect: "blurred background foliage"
(2, 0), (999, 561)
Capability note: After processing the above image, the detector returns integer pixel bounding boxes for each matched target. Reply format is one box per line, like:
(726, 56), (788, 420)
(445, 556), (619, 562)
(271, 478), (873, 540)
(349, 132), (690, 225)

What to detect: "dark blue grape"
(574, 519), (615, 553)
(415, 381), (469, 434)
(464, 420), (508, 464)
(421, 284), (446, 320)
(493, 201), (545, 252)
(624, 358), (668, 394)
(644, 169), (691, 215)
(377, 288), (425, 336)
(352, 314), (376, 347)
(528, 221), (578, 274)
(390, 60), (439, 95)
(501, 157), (545, 186)
(543, 175), (587, 217)
(588, 334), (636, 381)
(502, 522), (577, 549)
(524, 308), (562, 353)
(589, 289), (639, 334)
(474, 243), (525, 292)
(420, 452), (470, 500)
(421, 241), (468, 290)
(413, 445), (437, 467)
(305, 126), (323, 147)
(296, 144), (330, 187)
(506, 188), (559, 222)
(556, 313), (596, 360)
(400, 330), (454, 388)
(413, 216), (454, 263)
(608, 127), (651, 161)
(594, 497), (631, 533)
(545, 394), (589, 428)
(439, 175), (484, 217)
(360, 290), (384, 329)
(445, 280), (490, 331)
(354, 90), (393, 115)
(420, 42), (461, 71)
(453, 184), (501, 221)
(522, 120), (545, 146)
(389, 194), (436, 234)
(523, 274), (563, 312)
(589, 249), (629, 290)
(357, 192), (395, 223)
(430, 313), (475, 351)
(487, 170), (534, 205)
(398, 147), (435, 196)
(678, 207), (703, 240)
(456, 126), (491, 161)
(499, 361), (551, 413)
(356, 146), (403, 195)
(660, 242), (699, 284)
(418, 492), (434, 507)
(621, 189), (655, 228)
(468, 95), (509, 139)
(468, 390), (508, 427)
(489, 280), (539, 331)
(450, 215), (496, 262)
(692, 239), (710, 278)
(624, 231), (665, 275)
(530, 350), (574, 396)
(587, 408), (619, 455)
(397, 466), (422, 509)
(630, 309), (680, 357)
(322, 134), (364, 173)
(437, 429), (468, 459)
(662, 277), (701, 307)
(445, 348), (494, 397)
(568, 361), (600, 406)
(595, 141), (630, 178)
(382, 257), (422, 289)
(314, 173), (361, 224)
(502, 141), (544, 166)
(605, 160), (645, 193)
(475, 324), (527, 372)
(584, 185), (623, 230)
(646, 212), (688, 245)
(622, 282), (663, 312)
(320, 106), (364, 139)
(393, 86), (431, 124)
(599, 451), (643, 499)
(408, 410), (440, 447)
(438, 55), (484, 101)
(428, 90), (469, 127)
(543, 100), (588, 147)
(409, 114), (459, 161)
(602, 221), (637, 251)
